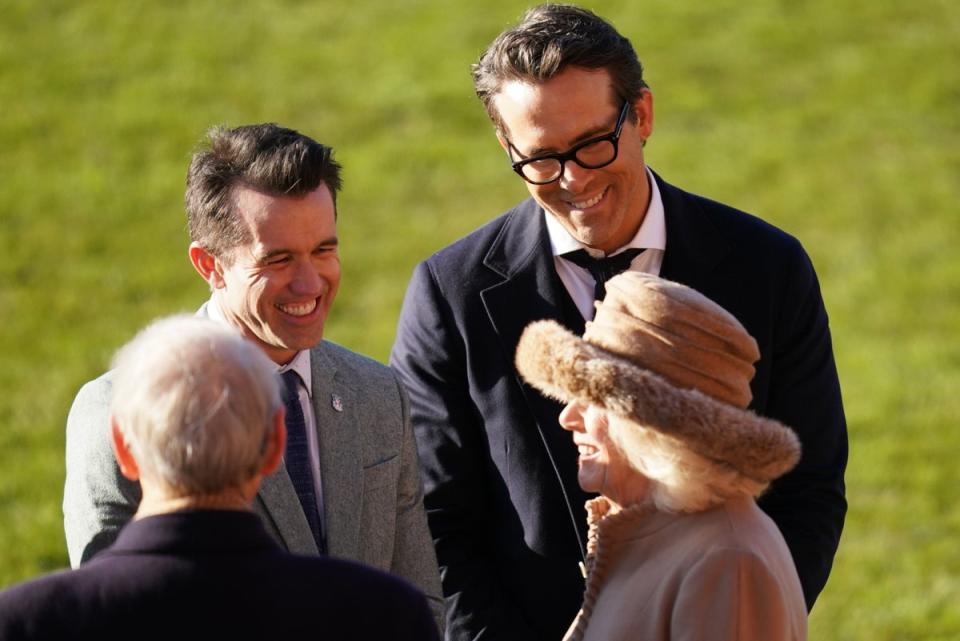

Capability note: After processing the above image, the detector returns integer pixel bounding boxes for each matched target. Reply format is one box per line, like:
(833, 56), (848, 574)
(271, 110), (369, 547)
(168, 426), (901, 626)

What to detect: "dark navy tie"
(280, 370), (325, 553)
(561, 247), (646, 301)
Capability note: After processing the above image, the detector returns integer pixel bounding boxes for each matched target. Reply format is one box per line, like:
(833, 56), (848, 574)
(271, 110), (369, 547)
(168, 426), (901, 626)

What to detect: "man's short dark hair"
(185, 123), (343, 260)
(472, 3), (649, 133)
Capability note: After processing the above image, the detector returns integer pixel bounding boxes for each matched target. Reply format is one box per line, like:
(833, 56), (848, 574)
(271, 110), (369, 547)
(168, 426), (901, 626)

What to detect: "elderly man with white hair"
(0, 316), (439, 641)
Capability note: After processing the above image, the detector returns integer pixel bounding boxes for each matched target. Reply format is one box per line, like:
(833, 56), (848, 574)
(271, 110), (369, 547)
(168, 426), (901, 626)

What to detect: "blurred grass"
(1, 0), (957, 638)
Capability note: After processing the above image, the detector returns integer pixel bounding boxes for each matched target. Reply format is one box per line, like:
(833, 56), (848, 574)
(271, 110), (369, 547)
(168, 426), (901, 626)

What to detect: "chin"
(577, 471), (604, 495)
(285, 326), (326, 348)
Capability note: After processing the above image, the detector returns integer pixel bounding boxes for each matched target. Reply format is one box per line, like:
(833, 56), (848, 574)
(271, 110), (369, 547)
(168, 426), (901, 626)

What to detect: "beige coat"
(564, 496), (807, 641)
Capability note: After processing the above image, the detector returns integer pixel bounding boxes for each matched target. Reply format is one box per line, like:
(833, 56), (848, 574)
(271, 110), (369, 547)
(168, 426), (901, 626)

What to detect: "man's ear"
(495, 130), (510, 153)
(259, 409), (287, 477)
(188, 242), (225, 289)
(633, 88), (655, 141)
(110, 418), (140, 481)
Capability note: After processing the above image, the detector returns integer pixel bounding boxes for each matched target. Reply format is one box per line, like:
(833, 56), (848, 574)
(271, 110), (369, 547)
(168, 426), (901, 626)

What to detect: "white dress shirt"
(546, 167), (667, 320)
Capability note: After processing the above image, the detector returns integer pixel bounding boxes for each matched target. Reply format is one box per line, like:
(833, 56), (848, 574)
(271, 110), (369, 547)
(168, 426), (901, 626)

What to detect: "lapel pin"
(331, 394), (344, 412)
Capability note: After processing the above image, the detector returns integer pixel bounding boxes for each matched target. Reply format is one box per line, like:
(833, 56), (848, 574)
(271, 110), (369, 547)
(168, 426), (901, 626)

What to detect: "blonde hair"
(608, 412), (768, 513)
(110, 315), (282, 495)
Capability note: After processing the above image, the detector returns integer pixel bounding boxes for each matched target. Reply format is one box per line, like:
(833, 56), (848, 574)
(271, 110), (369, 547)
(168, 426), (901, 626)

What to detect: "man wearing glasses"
(391, 5), (847, 641)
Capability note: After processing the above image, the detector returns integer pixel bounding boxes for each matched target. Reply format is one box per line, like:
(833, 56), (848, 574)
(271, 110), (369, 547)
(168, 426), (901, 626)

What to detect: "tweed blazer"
(390, 170), (847, 641)
(3, 510), (439, 641)
(63, 316), (443, 629)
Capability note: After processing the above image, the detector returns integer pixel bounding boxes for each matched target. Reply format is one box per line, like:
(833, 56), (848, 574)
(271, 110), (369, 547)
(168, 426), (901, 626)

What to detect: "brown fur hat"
(515, 272), (800, 483)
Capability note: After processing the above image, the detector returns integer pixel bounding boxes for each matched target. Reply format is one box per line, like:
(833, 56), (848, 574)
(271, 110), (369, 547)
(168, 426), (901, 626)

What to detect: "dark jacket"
(0, 510), (440, 641)
(390, 171), (847, 641)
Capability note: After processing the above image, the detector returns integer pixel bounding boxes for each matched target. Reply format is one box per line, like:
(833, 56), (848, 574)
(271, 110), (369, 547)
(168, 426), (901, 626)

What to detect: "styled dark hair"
(185, 123), (342, 259)
(473, 4), (648, 132)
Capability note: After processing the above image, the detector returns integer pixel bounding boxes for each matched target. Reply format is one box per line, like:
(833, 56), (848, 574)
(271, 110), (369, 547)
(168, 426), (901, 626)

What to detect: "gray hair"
(110, 315), (282, 495)
(608, 413), (768, 513)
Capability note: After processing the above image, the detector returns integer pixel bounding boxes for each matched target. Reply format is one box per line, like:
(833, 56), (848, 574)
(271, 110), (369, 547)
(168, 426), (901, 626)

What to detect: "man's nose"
(289, 259), (323, 295)
(558, 160), (592, 193)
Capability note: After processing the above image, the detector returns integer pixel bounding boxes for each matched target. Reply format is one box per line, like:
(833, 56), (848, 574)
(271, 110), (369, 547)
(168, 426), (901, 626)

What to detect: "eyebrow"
(523, 114), (619, 157)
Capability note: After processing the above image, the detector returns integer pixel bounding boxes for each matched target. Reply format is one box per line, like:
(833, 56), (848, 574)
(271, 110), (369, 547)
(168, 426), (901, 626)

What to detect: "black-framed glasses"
(507, 100), (631, 185)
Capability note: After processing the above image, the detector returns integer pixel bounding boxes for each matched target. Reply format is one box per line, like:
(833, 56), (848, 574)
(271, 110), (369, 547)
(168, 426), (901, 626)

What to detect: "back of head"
(109, 315), (282, 496)
(185, 123), (343, 259)
(473, 3), (648, 131)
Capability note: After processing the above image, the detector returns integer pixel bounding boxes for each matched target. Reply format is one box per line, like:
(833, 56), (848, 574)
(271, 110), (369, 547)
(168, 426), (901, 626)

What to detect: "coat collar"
(480, 197), (574, 341)
(655, 171), (731, 285)
(105, 510), (278, 557)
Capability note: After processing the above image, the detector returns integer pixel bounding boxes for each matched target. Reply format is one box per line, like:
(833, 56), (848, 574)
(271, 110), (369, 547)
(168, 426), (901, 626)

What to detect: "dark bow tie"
(561, 247), (646, 302)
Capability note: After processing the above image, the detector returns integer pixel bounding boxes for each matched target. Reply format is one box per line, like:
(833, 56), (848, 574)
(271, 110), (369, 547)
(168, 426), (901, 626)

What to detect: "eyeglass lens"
(519, 140), (617, 183)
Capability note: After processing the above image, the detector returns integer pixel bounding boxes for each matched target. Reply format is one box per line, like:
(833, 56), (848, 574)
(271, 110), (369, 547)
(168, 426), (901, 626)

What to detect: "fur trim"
(516, 320), (800, 483)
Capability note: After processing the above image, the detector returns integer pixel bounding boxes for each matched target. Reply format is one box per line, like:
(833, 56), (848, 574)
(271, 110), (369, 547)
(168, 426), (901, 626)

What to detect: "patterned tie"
(561, 247), (646, 301)
(280, 370), (325, 553)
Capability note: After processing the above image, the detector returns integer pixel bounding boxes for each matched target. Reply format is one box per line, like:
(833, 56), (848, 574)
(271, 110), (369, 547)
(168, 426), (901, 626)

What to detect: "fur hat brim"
(515, 320), (800, 483)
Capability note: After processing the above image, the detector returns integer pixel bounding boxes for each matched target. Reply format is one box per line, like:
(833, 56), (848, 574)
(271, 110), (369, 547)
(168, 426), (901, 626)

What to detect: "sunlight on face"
(559, 400), (650, 508)
(493, 66), (654, 254)
(213, 184), (340, 365)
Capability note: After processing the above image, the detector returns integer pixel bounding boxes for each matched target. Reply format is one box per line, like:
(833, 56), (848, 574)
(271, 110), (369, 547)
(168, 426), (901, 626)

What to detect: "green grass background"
(2, 1), (958, 638)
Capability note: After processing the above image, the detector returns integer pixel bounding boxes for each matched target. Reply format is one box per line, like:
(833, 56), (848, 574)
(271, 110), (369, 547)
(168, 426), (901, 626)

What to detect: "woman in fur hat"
(515, 271), (807, 641)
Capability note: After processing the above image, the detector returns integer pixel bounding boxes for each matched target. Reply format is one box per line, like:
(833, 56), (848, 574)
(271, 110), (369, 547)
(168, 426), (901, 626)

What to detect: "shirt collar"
(279, 349), (313, 398)
(545, 167), (666, 258)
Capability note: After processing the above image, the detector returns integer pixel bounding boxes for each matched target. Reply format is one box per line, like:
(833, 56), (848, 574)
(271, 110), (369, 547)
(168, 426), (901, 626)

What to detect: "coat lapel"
(480, 201), (592, 543)
(480, 200), (569, 353)
(309, 343), (361, 560)
(655, 172), (731, 288)
(254, 472), (318, 554)
(252, 346), (361, 559)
